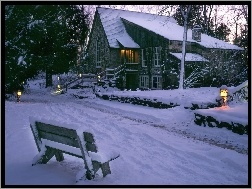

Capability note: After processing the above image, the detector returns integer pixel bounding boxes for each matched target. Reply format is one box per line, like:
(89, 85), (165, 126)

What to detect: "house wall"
(122, 19), (171, 89)
(110, 48), (121, 69)
(87, 12), (244, 89)
(86, 11), (111, 75)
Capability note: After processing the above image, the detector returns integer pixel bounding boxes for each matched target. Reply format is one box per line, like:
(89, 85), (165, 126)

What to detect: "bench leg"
(55, 150), (64, 162)
(101, 162), (111, 177)
(92, 161), (111, 177)
(32, 146), (63, 165)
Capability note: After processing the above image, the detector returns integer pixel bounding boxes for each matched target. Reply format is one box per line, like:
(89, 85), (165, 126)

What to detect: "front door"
(126, 73), (138, 90)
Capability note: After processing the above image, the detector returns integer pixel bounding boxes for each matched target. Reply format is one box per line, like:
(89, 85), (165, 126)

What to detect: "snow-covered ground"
(4, 79), (248, 185)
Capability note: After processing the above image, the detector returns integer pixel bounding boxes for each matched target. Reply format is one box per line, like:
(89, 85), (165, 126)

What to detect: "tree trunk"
(179, 20), (188, 89)
(179, 5), (191, 89)
(46, 64), (52, 88)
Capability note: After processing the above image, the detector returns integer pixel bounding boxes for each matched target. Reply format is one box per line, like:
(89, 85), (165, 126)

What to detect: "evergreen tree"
(5, 4), (90, 92)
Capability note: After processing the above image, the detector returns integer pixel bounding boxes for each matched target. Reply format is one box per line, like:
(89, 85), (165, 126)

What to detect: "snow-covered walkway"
(5, 88), (248, 185)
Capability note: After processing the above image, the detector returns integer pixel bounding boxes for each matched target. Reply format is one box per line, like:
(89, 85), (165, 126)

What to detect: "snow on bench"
(29, 117), (120, 180)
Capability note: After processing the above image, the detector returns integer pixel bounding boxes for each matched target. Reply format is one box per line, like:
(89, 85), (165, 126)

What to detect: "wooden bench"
(29, 118), (120, 180)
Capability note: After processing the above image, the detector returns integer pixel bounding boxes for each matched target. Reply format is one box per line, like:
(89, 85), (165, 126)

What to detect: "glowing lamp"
(98, 75), (101, 82)
(57, 76), (60, 80)
(57, 85), (61, 89)
(79, 74), (82, 77)
(220, 85), (228, 106)
(17, 90), (22, 102)
(17, 90), (22, 96)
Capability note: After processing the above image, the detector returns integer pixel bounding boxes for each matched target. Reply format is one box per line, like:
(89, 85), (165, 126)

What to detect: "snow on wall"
(194, 104), (248, 125)
(170, 53), (209, 62)
(229, 80), (248, 94)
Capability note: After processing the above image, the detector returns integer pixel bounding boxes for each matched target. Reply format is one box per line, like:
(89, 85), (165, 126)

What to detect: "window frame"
(152, 76), (162, 89)
(141, 49), (147, 67)
(140, 75), (149, 88)
(96, 39), (101, 67)
(153, 47), (161, 67)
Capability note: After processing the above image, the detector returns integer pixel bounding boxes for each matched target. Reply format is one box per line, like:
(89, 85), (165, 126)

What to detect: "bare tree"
(179, 5), (191, 89)
(202, 5), (213, 35)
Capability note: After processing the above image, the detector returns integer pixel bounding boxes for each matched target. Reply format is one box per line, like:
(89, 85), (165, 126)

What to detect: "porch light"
(57, 85), (61, 89)
(79, 73), (82, 78)
(98, 75), (101, 82)
(57, 76), (60, 80)
(17, 90), (22, 102)
(220, 85), (228, 106)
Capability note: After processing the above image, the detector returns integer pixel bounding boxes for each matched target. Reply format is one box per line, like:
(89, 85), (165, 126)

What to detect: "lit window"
(140, 75), (149, 88)
(152, 76), (162, 89)
(125, 50), (138, 63)
(96, 39), (101, 67)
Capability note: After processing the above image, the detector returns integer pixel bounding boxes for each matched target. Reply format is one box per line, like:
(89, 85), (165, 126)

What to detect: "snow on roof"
(97, 7), (243, 50)
(97, 7), (176, 48)
(116, 33), (140, 48)
(120, 15), (243, 50)
(170, 53), (209, 62)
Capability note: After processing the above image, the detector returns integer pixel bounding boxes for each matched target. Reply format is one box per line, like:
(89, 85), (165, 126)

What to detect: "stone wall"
(86, 13), (111, 74)
(194, 113), (248, 135)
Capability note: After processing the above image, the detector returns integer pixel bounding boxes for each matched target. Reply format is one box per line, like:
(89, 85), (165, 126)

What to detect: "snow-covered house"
(86, 7), (244, 90)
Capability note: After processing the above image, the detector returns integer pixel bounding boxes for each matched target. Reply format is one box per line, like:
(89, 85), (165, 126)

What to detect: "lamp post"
(220, 85), (228, 106)
(17, 90), (22, 102)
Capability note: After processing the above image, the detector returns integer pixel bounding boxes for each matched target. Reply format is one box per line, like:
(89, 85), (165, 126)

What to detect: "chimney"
(192, 25), (201, 42)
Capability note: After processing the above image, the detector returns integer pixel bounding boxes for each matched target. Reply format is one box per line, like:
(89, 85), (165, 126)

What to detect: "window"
(153, 47), (161, 67)
(152, 76), (162, 89)
(140, 75), (149, 88)
(141, 49), (147, 67)
(96, 39), (101, 67)
(125, 50), (138, 63)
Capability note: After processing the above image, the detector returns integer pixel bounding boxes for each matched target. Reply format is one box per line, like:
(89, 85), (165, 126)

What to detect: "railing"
(105, 64), (125, 79)
(64, 74), (97, 91)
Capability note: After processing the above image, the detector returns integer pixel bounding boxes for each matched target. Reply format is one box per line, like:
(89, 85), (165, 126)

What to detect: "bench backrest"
(30, 120), (119, 180)
(32, 121), (97, 153)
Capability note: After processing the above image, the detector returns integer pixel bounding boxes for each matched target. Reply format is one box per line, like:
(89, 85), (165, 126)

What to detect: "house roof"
(97, 7), (243, 50)
(97, 7), (176, 48)
(170, 53), (210, 62)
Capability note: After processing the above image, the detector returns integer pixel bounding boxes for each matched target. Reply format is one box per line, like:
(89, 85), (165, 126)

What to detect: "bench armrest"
(89, 150), (120, 163)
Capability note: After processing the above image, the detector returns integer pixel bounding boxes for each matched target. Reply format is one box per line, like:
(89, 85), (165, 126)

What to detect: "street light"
(220, 85), (228, 106)
(17, 90), (22, 102)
